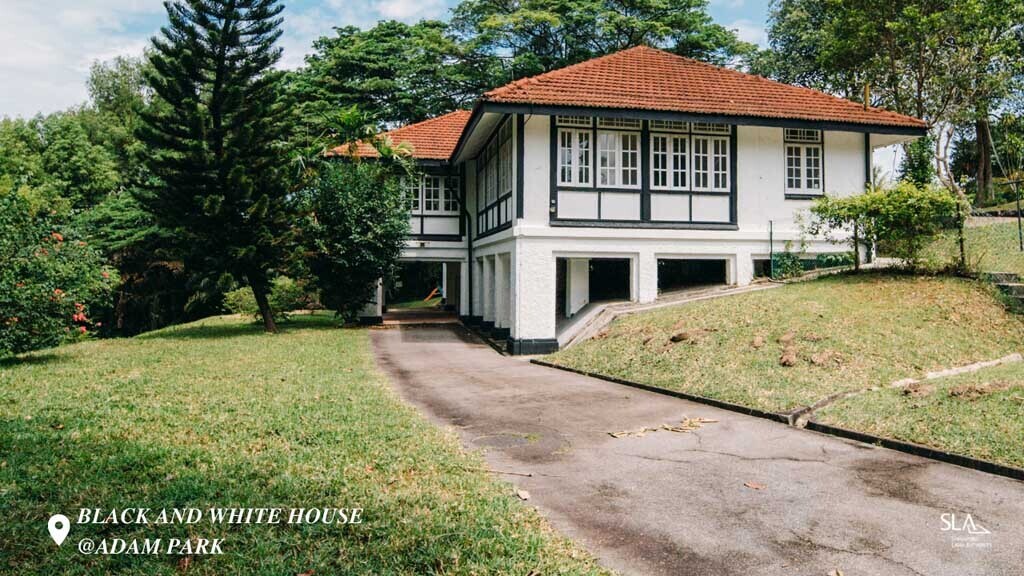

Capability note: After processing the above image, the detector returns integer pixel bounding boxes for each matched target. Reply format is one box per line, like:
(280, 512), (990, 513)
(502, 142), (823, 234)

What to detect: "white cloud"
(726, 18), (767, 47)
(0, 1), (459, 117)
(711, 0), (747, 8)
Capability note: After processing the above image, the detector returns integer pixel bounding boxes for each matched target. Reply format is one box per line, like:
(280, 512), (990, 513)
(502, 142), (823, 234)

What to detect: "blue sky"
(0, 0), (770, 118)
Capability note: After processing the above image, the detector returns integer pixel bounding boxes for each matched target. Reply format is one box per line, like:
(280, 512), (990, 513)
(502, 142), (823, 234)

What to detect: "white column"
(566, 258), (590, 317)
(441, 262), (448, 300)
(637, 251), (658, 304)
(482, 255), (495, 323)
(472, 258), (484, 318)
(459, 260), (470, 317)
(734, 251), (753, 286)
(513, 241), (556, 340)
(496, 253), (512, 329)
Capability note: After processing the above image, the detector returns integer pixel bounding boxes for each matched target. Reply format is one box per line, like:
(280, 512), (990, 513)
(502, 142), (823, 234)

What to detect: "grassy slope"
(389, 296), (443, 310)
(924, 220), (1024, 275)
(546, 274), (1024, 414)
(0, 315), (604, 575)
(818, 361), (1024, 468)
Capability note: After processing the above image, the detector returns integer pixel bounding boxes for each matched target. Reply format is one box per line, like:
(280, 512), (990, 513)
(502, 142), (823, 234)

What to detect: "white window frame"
(692, 135), (729, 192)
(785, 144), (823, 193)
(558, 128), (592, 186)
(597, 130), (640, 189)
(404, 178), (421, 213)
(650, 133), (689, 190)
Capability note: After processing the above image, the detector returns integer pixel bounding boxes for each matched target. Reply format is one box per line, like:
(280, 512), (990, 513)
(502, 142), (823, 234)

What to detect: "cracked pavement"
(371, 324), (1024, 575)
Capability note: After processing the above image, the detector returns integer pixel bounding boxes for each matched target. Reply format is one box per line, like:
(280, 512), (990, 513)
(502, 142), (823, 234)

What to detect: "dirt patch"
(777, 331), (797, 346)
(949, 381), (1018, 400)
(751, 335), (765, 349)
(809, 350), (844, 367)
(902, 382), (936, 398)
(670, 327), (717, 344)
(779, 346), (798, 367)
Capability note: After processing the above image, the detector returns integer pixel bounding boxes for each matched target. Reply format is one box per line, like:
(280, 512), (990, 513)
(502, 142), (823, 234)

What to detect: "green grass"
(0, 314), (605, 575)
(819, 361), (1024, 469)
(923, 220), (1024, 276)
(389, 296), (442, 309)
(975, 200), (1022, 214)
(546, 274), (1024, 414)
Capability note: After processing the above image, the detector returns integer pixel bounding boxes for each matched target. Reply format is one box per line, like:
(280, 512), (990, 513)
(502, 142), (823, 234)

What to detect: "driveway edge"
(531, 358), (1024, 483)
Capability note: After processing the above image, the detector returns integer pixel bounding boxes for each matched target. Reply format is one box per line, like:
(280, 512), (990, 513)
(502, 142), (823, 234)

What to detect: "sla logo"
(941, 513), (992, 550)
(940, 513), (990, 535)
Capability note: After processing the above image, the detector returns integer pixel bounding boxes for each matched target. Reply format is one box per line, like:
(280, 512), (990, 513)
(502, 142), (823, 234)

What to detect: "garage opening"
(385, 261), (461, 318)
(657, 259), (727, 293)
(589, 258), (631, 302)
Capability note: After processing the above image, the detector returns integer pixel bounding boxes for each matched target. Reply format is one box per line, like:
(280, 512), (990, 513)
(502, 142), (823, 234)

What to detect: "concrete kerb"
(530, 358), (1024, 483)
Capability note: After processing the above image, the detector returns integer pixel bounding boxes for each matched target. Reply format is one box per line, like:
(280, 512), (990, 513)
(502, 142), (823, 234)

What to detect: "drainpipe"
(462, 201), (474, 319)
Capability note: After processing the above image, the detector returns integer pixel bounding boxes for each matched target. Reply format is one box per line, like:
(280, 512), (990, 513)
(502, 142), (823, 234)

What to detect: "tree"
(138, 0), (293, 333)
(451, 0), (753, 80)
(290, 20), (499, 129)
(0, 184), (117, 356)
(898, 134), (936, 187)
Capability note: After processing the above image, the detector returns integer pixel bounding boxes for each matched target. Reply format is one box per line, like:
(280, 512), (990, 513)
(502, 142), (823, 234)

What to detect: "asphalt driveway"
(371, 324), (1024, 576)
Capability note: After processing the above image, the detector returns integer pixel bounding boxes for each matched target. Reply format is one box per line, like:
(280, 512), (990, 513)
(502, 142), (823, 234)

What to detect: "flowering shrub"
(1, 190), (117, 356)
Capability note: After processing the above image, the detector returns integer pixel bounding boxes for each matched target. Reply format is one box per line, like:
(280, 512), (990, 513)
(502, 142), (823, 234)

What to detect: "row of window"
(477, 118), (514, 234)
(405, 175), (459, 214)
(556, 117), (825, 196)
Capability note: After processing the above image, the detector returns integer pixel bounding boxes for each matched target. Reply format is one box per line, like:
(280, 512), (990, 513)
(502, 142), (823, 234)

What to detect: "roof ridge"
(485, 46), (651, 98)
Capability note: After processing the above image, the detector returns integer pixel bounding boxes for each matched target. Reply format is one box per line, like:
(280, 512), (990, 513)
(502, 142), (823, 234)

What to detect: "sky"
(0, 0), (770, 119)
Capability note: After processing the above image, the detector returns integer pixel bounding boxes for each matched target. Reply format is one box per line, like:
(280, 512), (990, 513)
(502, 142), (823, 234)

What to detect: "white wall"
(566, 258), (590, 316)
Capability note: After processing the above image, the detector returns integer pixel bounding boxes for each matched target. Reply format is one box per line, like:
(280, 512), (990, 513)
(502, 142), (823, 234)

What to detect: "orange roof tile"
(484, 46), (925, 130)
(330, 110), (472, 160)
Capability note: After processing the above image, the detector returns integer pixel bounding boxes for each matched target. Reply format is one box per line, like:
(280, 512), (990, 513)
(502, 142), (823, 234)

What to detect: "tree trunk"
(976, 117), (994, 206)
(248, 274), (277, 333)
(956, 202), (967, 274)
(852, 225), (861, 272)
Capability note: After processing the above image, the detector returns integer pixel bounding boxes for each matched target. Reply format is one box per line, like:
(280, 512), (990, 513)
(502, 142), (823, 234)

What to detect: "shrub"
(222, 277), (316, 319)
(809, 182), (958, 269)
(0, 188), (117, 356)
(815, 252), (854, 269)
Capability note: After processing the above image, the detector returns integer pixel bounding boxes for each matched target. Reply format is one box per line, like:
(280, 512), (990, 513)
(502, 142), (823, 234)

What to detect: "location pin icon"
(48, 514), (70, 546)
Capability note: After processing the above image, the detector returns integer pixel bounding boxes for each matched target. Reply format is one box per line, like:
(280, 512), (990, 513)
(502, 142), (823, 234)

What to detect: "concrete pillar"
(495, 253), (511, 330)
(566, 258), (590, 317)
(441, 262), (448, 300)
(358, 278), (383, 324)
(459, 260), (470, 317)
(637, 251), (658, 304)
(472, 258), (484, 318)
(512, 241), (556, 343)
(734, 251), (753, 286)
(482, 255), (495, 323)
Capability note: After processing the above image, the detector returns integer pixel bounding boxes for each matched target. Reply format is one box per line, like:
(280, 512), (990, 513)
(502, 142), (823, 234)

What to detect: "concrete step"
(996, 282), (1024, 297)
(983, 272), (1021, 284)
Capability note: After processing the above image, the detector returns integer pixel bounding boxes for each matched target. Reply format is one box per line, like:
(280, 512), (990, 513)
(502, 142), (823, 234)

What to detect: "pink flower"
(79, 326), (87, 334)
(101, 271), (110, 279)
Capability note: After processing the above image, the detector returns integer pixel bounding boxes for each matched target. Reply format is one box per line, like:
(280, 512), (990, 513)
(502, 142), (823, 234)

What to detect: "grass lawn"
(818, 361), (1024, 469)
(389, 296), (443, 309)
(923, 220), (1024, 276)
(0, 314), (604, 575)
(545, 274), (1024, 415)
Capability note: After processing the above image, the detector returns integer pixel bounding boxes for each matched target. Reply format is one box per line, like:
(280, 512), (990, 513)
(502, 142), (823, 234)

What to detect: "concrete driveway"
(371, 324), (1024, 576)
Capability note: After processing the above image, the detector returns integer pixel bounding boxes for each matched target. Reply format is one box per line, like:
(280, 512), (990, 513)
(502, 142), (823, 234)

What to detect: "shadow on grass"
(0, 352), (66, 368)
(138, 313), (344, 342)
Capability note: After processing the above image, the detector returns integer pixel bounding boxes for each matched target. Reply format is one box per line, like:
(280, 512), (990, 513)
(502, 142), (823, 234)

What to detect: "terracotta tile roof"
(330, 110), (472, 160)
(484, 46), (926, 130)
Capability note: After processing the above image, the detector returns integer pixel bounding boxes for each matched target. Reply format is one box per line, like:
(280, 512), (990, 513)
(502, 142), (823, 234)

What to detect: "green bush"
(0, 187), (117, 356)
(815, 252), (854, 269)
(809, 182), (958, 269)
(222, 277), (316, 319)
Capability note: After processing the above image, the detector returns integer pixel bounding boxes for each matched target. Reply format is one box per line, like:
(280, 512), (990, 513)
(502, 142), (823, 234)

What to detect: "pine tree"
(138, 0), (291, 332)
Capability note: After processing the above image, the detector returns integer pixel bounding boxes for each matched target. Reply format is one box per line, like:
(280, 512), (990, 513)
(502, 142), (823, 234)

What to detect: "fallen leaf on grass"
(744, 481), (766, 490)
(516, 489), (531, 501)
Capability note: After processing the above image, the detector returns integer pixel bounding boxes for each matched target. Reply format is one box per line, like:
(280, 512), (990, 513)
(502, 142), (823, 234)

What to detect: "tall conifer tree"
(139, 0), (290, 332)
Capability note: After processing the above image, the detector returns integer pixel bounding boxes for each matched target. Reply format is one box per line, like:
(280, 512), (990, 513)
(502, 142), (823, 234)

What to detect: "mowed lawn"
(546, 274), (1024, 429)
(923, 220), (1024, 276)
(0, 315), (605, 575)
(819, 361), (1024, 468)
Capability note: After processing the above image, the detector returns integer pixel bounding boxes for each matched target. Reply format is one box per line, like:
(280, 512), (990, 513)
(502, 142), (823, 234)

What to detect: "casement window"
(498, 121), (513, 195)
(476, 117), (515, 235)
(650, 134), (688, 189)
(407, 175), (457, 215)
(597, 131), (640, 188)
(784, 129), (822, 194)
(558, 128), (592, 186)
(691, 135), (729, 192)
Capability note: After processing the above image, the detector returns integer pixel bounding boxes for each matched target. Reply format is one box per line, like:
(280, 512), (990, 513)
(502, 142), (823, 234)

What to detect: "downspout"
(462, 193), (474, 319)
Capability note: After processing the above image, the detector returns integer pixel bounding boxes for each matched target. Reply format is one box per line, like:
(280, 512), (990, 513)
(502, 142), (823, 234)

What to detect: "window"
(558, 129), (591, 186)
(444, 177), (459, 212)
(651, 134), (688, 190)
(785, 130), (822, 194)
(650, 120), (688, 132)
(423, 176), (441, 212)
(597, 118), (641, 130)
(597, 131), (639, 188)
(556, 115), (592, 128)
(692, 135), (729, 191)
(692, 122), (731, 135)
(477, 117), (515, 234)
(405, 178), (420, 212)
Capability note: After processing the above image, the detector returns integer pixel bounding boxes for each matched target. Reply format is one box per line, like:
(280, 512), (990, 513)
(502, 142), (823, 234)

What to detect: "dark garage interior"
(658, 259), (727, 293)
(589, 258), (631, 301)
